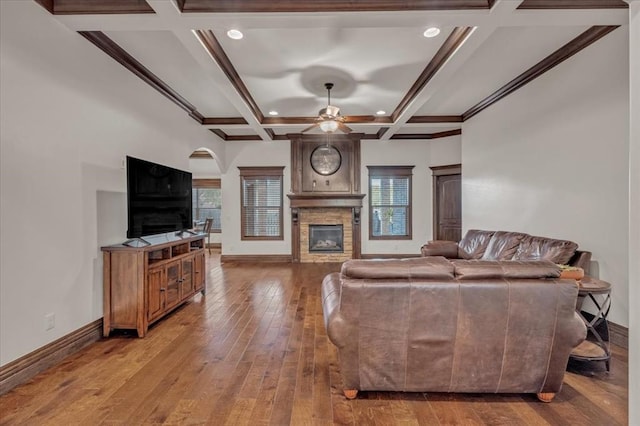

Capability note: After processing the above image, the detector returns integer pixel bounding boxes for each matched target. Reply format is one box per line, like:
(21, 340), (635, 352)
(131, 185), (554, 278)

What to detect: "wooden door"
(431, 165), (462, 242)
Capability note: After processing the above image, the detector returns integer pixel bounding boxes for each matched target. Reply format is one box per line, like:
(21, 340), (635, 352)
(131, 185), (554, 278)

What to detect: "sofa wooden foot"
(537, 392), (556, 402)
(343, 389), (358, 399)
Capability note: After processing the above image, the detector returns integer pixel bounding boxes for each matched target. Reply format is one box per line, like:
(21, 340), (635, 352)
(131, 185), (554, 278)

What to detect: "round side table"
(570, 276), (611, 371)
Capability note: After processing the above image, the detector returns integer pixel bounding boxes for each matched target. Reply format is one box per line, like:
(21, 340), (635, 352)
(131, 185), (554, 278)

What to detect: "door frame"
(430, 164), (461, 240)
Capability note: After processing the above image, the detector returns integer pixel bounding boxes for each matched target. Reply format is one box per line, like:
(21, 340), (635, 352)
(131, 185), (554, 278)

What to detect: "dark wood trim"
(390, 129), (462, 140)
(238, 166), (285, 176)
(262, 115), (392, 126)
(221, 254), (292, 263)
(189, 150), (213, 159)
(377, 127), (390, 139)
(209, 129), (263, 141)
(287, 194), (366, 209)
(430, 164), (462, 176)
(367, 165), (415, 176)
(193, 178), (221, 188)
(35, 0), (154, 14)
(407, 115), (463, 123)
(360, 253), (422, 259)
(201, 117), (248, 125)
(391, 27), (474, 123)
(206, 242), (222, 249)
(78, 31), (203, 124)
(517, 0), (628, 9)
(609, 321), (628, 349)
(0, 319), (103, 395)
(179, 0), (494, 13)
(194, 30), (264, 123)
(462, 26), (619, 121)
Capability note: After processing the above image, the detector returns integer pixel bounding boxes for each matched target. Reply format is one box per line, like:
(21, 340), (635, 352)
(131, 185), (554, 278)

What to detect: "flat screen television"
(126, 156), (192, 238)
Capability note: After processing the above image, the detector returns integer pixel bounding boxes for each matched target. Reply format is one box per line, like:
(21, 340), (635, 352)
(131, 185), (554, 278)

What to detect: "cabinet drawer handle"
(160, 288), (166, 292)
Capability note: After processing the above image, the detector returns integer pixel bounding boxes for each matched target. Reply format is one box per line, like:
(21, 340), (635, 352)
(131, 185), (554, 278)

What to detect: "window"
(368, 166), (414, 240)
(192, 179), (222, 232)
(239, 166), (284, 240)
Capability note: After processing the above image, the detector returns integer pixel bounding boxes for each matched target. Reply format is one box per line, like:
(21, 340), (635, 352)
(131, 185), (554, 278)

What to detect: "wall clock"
(310, 145), (342, 176)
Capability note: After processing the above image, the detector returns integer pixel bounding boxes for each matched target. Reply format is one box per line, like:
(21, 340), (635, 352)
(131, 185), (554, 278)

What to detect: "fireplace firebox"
(309, 224), (343, 253)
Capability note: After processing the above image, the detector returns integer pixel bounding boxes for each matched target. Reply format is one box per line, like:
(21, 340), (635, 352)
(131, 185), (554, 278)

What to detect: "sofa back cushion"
(458, 229), (495, 259)
(453, 260), (561, 280)
(512, 235), (578, 265)
(341, 256), (454, 280)
(481, 231), (528, 260)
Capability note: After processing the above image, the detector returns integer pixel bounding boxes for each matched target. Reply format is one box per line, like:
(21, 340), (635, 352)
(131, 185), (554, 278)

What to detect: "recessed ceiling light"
(423, 27), (441, 38)
(227, 29), (244, 40)
(376, 110), (386, 115)
(268, 110), (279, 116)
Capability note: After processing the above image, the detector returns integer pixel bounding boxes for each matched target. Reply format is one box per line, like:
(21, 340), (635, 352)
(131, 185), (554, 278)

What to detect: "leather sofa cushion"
(341, 256), (454, 280)
(457, 229), (495, 259)
(453, 260), (561, 280)
(481, 231), (527, 260)
(512, 235), (578, 265)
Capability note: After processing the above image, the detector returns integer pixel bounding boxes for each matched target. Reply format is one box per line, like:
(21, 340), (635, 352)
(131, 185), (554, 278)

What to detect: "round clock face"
(310, 145), (342, 176)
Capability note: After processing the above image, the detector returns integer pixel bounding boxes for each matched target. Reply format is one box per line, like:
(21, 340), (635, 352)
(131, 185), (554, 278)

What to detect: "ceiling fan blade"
(337, 122), (352, 134)
(301, 123), (319, 133)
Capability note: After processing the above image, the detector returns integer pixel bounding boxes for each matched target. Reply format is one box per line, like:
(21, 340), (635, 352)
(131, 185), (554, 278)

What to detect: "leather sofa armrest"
(321, 273), (351, 348)
(421, 240), (459, 258)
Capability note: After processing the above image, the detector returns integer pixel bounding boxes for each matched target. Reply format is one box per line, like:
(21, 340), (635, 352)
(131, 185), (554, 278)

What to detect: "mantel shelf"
(287, 193), (366, 208)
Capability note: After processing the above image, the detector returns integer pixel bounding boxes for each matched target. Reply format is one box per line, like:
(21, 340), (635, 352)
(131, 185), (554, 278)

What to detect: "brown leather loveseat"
(421, 229), (592, 273)
(321, 257), (586, 402)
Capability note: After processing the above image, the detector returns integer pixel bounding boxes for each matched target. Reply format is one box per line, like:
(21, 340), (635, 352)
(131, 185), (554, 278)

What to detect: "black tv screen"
(126, 156), (192, 238)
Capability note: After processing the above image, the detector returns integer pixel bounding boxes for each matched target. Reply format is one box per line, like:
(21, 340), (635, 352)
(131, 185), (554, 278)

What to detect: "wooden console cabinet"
(101, 234), (206, 337)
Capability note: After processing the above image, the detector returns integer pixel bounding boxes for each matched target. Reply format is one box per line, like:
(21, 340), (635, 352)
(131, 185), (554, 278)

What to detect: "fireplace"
(309, 224), (343, 253)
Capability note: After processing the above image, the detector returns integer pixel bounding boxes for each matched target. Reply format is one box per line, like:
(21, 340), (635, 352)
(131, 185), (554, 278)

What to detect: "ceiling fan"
(302, 83), (352, 134)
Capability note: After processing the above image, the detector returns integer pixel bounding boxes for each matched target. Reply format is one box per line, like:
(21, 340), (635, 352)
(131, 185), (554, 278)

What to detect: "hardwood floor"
(0, 255), (628, 425)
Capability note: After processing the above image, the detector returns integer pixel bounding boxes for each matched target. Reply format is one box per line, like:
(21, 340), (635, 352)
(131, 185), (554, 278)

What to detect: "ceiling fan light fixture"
(227, 29), (244, 40)
(423, 27), (441, 38)
(319, 120), (339, 133)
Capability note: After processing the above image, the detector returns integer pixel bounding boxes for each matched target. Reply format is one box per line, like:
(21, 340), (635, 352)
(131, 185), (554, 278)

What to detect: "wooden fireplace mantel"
(287, 193), (366, 209)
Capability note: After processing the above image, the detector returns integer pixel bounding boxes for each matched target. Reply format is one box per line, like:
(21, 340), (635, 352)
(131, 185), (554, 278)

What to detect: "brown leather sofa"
(322, 257), (586, 402)
(421, 229), (592, 273)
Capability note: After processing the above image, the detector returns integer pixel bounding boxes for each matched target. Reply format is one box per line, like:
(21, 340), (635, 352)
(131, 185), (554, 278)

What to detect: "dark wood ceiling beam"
(201, 117), (248, 125)
(35, 0), (154, 14)
(209, 129), (262, 141)
(407, 115), (463, 123)
(462, 25), (619, 121)
(390, 129), (462, 140)
(178, 0), (494, 13)
(194, 30), (265, 123)
(391, 27), (475, 123)
(517, 0), (627, 9)
(262, 115), (392, 126)
(78, 31), (204, 124)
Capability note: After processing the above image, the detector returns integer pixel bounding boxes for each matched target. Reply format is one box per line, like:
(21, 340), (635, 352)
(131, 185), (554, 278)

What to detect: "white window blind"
(239, 167), (284, 240)
(368, 166), (414, 239)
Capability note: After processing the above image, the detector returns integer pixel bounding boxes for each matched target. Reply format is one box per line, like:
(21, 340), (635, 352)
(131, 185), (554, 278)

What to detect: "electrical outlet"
(45, 313), (55, 331)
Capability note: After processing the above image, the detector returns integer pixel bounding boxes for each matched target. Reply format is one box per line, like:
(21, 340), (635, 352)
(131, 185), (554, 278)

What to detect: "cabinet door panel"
(194, 251), (205, 292)
(181, 257), (194, 296)
(165, 261), (181, 309)
(147, 267), (164, 320)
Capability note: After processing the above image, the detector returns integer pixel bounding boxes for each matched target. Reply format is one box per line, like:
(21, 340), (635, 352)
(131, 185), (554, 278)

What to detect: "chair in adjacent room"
(202, 218), (213, 254)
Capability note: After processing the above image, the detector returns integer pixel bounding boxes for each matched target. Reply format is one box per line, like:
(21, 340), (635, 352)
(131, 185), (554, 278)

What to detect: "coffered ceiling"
(35, 0), (628, 142)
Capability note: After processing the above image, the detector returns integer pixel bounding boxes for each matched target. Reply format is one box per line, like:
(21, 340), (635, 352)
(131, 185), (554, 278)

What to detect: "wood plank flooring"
(0, 255), (628, 425)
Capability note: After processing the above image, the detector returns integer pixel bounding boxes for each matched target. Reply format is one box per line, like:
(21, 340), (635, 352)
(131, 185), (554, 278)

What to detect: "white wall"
(628, 1), (639, 423)
(361, 136), (461, 255)
(462, 27), (629, 326)
(0, 2), (223, 365)
(221, 141), (291, 255)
